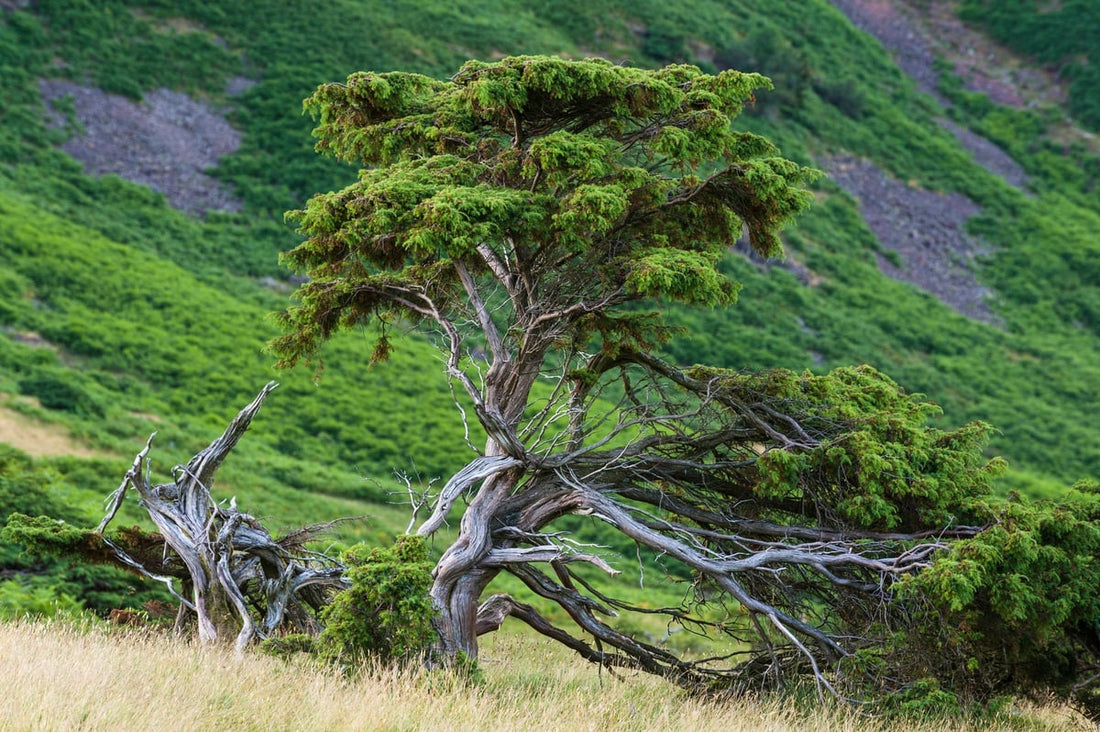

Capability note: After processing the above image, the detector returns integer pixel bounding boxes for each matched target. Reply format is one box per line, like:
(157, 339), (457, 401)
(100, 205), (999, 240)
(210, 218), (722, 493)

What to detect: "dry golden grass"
(0, 620), (1087, 731)
(0, 400), (107, 458)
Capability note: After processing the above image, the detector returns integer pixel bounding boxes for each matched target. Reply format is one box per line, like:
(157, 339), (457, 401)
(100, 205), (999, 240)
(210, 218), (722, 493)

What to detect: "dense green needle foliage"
(273, 56), (815, 369)
(698, 365), (1001, 531)
(890, 482), (1100, 716)
(315, 536), (435, 668)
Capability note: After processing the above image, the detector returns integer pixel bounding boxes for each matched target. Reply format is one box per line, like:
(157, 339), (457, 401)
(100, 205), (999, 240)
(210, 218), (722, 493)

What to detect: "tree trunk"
(200, 577), (243, 645)
(427, 466), (518, 661)
(431, 568), (498, 660)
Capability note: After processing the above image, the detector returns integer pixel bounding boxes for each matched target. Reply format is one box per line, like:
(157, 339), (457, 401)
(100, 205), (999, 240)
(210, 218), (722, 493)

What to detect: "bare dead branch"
(93, 384), (348, 649)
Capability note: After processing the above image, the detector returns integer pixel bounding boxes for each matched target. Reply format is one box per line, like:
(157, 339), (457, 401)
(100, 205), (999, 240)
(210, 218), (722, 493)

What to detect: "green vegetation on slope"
(0, 187), (478, 486)
(958, 0), (1100, 131)
(0, 0), (1098, 618)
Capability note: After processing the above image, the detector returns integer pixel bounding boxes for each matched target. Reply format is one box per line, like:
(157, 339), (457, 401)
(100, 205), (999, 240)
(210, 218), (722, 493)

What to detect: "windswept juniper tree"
(270, 56), (1053, 699)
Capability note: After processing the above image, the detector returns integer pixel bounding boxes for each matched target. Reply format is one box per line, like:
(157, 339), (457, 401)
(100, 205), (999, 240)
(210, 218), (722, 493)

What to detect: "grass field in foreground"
(0, 620), (1087, 731)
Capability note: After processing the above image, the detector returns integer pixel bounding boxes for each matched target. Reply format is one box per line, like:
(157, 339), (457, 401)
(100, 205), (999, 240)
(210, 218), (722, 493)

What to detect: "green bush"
(812, 77), (866, 119)
(885, 678), (961, 718)
(715, 23), (812, 113)
(18, 372), (103, 417)
(895, 482), (1100, 716)
(259, 632), (317, 658)
(0, 577), (84, 620)
(0, 446), (89, 567)
(0, 448), (171, 617)
(316, 535), (436, 669)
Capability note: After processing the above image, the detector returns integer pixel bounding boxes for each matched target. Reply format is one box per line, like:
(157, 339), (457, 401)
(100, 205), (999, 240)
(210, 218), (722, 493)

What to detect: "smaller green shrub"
(715, 24), (811, 113)
(260, 632), (317, 659)
(642, 25), (689, 64)
(894, 481), (1100, 718)
(317, 535), (436, 670)
(812, 77), (867, 119)
(887, 678), (961, 717)
(0, 577), (84, 620)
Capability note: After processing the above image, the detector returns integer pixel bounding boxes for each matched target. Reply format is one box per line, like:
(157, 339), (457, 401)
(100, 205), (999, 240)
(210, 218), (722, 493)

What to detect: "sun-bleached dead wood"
(96, 382), (347, 651)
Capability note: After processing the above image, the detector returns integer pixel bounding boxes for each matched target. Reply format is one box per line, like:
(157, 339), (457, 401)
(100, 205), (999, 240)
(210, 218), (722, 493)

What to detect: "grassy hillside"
(0, 0), (1098, 618)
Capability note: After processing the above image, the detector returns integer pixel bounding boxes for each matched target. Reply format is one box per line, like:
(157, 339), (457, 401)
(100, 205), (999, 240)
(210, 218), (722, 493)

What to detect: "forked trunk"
(431, 568), (497, 661)
(96, 384), (347, 651)
(427, 458), (519, 663)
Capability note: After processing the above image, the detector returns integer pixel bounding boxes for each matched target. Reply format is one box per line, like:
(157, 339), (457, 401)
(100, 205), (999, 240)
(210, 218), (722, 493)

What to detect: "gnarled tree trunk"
(96, 382), (347, 651)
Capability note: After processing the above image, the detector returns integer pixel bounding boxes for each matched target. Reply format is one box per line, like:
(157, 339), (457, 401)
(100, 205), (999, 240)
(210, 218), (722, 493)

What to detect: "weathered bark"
(96, 382), (348, 650)
(425, 466), (518, 661)
(411, 348), (991, 697)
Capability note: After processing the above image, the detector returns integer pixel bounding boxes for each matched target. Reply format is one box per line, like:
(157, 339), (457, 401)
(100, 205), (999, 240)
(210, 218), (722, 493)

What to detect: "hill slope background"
(0, 0), (1097, 615)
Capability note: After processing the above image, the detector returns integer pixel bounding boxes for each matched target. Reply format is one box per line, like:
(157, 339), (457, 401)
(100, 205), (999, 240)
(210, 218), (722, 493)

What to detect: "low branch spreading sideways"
(415, 353), (993, 697)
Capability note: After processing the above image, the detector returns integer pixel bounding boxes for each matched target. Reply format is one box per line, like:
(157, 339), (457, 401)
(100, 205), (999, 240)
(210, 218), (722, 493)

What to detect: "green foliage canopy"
(273, 56), (816, 368)
(694, 365), (1001, 532)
